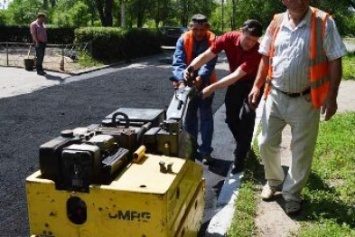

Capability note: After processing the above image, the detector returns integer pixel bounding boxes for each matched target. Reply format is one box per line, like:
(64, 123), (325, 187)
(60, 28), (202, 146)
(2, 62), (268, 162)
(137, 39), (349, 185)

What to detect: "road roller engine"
(26, 81), (206, 237)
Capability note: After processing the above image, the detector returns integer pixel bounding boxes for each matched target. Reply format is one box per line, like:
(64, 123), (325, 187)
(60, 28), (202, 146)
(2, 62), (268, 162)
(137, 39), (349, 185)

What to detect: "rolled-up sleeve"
(259, 24), (273, 56)
(324, 17), (347, 61)
(198, 50), (217, 84)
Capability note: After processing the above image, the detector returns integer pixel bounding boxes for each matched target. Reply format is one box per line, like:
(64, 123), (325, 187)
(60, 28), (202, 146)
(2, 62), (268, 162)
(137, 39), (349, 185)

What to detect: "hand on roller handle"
(184, 66), (196, 87)
(183, 66), (202, 98)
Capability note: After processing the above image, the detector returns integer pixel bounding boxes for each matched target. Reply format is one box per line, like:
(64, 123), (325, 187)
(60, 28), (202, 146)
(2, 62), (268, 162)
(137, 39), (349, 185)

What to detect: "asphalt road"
(0, 54), (232, 236)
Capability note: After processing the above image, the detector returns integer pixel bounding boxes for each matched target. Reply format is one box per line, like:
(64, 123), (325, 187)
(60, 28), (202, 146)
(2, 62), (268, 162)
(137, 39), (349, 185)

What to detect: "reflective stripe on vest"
(264, 7), (329, 108)
(183, 31), (217, 84)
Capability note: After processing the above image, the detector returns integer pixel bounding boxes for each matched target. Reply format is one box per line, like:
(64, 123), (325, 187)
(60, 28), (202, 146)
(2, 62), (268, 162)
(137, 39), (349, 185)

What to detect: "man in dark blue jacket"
(171, 14), (218, 163)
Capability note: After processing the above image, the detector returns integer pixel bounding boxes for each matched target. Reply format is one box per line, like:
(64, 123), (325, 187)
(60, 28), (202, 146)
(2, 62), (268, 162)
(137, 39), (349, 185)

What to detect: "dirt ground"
(0, 46), (95, 74)
(254, 125), (301, 237)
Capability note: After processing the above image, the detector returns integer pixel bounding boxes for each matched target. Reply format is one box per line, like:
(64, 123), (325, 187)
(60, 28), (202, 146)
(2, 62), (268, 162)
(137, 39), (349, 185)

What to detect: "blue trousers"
(184, 93), (214, 156)
(35, 42), (46, 72)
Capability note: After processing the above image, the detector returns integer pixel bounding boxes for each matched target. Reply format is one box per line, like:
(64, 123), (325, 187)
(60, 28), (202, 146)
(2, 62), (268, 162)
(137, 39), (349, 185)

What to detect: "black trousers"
(35, 42), (46, 72)
(224, 80), (257, 162)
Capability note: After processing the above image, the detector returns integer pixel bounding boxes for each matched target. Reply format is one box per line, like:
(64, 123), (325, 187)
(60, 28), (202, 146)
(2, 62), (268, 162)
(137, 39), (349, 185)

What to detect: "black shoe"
(231, 159), (245, 174)
(201, 154), (213, 165)
(37, 71), (46, 76)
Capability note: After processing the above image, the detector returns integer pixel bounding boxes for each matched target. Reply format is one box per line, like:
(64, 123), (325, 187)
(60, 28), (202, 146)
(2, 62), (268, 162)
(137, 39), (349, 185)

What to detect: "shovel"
(24, 45), (35, 71)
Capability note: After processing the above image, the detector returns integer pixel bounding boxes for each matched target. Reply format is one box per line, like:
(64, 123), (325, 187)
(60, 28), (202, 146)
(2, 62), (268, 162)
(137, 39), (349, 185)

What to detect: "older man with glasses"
(171, 14), (218, 164)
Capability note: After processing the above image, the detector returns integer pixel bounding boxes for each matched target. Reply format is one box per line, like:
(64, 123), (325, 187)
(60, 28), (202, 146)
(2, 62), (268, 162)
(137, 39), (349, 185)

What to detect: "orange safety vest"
(183, 30), (217, 84)
(264, 7), (330, 108)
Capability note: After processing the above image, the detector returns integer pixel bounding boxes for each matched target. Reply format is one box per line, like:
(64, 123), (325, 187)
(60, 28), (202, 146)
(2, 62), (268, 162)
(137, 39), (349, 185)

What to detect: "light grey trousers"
(258, 88), (320, 202)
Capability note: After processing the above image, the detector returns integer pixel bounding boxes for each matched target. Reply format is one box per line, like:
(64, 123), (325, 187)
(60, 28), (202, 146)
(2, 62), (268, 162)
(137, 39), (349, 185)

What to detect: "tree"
(219, 0), (355, 35)
(95, 0), (113, 26)
(6, 0), (43, 25)
(0, 10), (8, 25)
(52, 0), (91, 27)
(152, 0), (170, 28)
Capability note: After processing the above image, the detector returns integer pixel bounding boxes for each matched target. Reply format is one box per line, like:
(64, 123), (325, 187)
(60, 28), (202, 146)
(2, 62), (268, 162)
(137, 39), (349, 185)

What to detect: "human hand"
(172, 80), (185, 89)
(183, 66), (195, 82)
(321, 96), (338, 121)
(248, 86), (261, 110)
(193, 76), (203, 90)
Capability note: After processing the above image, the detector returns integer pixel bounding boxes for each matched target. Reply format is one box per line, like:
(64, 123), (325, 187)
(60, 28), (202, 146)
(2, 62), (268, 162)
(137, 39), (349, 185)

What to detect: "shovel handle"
(27, 45), (32, 59)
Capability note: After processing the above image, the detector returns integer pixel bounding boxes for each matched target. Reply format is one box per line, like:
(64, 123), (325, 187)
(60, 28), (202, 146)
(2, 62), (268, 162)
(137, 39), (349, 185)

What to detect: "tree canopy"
(1, 0), (354, 36)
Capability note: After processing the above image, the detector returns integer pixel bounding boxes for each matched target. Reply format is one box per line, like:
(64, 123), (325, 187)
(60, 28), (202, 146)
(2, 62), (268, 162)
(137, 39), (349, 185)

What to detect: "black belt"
(273, 86), (311, 98)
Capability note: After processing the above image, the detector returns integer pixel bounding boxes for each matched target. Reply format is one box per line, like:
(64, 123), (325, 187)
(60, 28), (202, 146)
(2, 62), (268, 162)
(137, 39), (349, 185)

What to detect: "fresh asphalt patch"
(0, 55), (232, 236)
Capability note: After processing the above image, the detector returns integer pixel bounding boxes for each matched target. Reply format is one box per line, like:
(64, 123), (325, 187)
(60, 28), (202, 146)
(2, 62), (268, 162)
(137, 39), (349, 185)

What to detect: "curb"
(205, 100), (264, 236)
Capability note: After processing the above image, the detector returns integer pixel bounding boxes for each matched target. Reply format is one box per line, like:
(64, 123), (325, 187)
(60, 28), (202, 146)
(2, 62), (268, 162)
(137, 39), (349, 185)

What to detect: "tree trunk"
(95, 0), (113, 26)
(136, 0), (144, 28)
(180, 0), (190, 27)
(43, 0), (48, 9)
(231, 0), (237, 30)
(120, 1), (125, 27)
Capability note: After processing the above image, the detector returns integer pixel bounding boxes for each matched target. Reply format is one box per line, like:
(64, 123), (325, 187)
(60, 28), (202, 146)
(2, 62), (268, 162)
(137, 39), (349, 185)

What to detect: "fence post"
(89, 41), (93, 61)
(60, 44), (64, 71)
(6, 42), (9, 66)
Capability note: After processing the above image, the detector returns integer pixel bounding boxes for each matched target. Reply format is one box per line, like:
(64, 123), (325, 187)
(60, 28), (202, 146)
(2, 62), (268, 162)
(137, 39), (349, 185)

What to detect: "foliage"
(342, 52), (355, 80)
(74, 27), (161, 63)
(299, 113), (355, 236)
(51, 0), (91, 27)
(228, 146), (263, 237)
(5, 0), (43, 25)
(233, 0), (285, 30)
(95, 0), (113, 26)
(0, 10), (8, 25)
(74, 27), (125, 62)
(76, 51), (104, 68)
(123, 27), (162, 57)
(0, 25), (75, 43)
(1, 0), (355, 35)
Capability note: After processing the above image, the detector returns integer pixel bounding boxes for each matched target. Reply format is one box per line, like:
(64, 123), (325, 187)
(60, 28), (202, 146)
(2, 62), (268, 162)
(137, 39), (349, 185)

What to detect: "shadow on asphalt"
(208, 159), (233, 177)
(44, 73), (65, 81)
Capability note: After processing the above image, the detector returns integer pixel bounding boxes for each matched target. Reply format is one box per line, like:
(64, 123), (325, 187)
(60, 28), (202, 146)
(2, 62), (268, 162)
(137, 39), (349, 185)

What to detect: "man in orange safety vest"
(248, 0), (347, 215)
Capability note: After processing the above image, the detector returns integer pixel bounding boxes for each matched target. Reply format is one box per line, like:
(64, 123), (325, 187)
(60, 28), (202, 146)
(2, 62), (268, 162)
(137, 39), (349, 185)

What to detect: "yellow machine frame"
(27, 154), (205, 237)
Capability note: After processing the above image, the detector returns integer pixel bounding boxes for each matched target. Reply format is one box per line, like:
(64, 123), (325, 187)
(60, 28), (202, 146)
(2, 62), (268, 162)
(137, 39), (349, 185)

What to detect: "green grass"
(229, 113), (355, 237)
(343, 53), (355, 80)
(228, 132), (263, 237)
(299, 113), (355, 237)
(77, 51), (104, 68)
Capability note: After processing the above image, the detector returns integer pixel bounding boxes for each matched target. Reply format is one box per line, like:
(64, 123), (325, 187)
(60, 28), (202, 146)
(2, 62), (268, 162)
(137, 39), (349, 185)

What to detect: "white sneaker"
(260, 185), (278, 200)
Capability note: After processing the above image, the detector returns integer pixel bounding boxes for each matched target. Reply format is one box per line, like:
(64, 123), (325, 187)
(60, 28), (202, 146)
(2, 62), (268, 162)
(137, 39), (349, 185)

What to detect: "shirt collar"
(282, 7), (312, 29)
(235, 31), (242, 48)
(36, 19), (44, 26)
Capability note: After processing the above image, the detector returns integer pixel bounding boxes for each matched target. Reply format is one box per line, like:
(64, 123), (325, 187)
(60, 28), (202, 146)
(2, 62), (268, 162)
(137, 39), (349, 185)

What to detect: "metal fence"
(0, 41), (93, 74)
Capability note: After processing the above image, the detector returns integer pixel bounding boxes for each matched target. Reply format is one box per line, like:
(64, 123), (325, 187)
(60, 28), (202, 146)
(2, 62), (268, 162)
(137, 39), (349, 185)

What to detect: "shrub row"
(1, 25), (162, 63)
(75, 27), (162, 63)
(0, 25), (75, 43)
